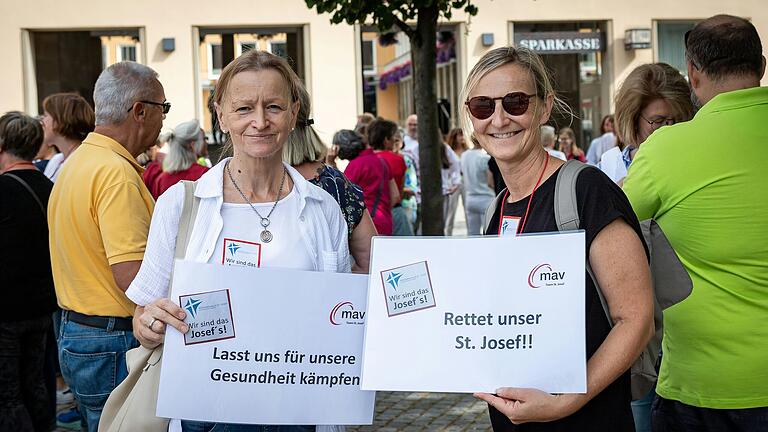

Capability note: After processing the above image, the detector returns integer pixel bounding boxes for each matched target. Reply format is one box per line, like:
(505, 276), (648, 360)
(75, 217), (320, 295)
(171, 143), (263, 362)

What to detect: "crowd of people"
(0, 13), (765, 432)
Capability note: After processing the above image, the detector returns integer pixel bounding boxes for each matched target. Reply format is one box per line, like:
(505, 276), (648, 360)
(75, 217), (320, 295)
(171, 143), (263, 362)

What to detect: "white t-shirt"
(208, 188), (314, 271)
(43, 153), (65, 182)
(598, 146), (628, 184)
(546, 148), (567, 161)
(460, 149), (494, 199)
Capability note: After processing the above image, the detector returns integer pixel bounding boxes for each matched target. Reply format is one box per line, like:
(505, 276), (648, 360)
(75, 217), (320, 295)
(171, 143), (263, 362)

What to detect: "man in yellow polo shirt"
(624, 15), (768, 432)
(48, 61), (167, 432)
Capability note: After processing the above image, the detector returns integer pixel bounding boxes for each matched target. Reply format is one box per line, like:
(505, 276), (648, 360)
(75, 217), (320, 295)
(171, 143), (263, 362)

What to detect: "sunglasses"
(465, 92), (536, 120)
(127, 100), (172, 114)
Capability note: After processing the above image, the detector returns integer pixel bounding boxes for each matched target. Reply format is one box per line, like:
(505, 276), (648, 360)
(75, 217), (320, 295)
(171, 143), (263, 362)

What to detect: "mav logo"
(527, 263), (566, 288)
(329, 301), (366, 326)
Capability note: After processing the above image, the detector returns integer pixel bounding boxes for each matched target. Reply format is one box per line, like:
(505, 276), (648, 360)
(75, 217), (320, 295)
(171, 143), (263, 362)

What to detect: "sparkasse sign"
(514, 31), (604, 54)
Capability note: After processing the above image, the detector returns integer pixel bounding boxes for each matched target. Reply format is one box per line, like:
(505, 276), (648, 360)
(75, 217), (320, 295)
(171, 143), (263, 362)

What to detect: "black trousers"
(653, 396), (768, 432)
(0, 315), (55, 432)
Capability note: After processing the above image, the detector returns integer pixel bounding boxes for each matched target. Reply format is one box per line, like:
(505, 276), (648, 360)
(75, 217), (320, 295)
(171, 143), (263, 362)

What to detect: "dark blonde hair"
(614, 63), (694, 149)
(283, 84), (326, 165)
(43, 93), (94, 141)
(460, 46), (572, 148)
(214, 50), (303, 157)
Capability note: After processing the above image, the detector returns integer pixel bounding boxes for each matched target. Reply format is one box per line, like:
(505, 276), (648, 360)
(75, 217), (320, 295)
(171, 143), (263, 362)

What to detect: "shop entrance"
(28, 29), (141, 112)
(513, 22), (609, 150)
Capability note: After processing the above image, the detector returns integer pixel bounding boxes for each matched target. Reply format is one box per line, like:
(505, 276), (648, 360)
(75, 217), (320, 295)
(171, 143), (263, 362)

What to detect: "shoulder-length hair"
(614, 63), (694, 149)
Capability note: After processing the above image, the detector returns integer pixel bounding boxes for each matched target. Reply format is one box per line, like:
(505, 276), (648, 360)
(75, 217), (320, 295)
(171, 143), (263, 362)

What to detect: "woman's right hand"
(133, 300), (189, 349)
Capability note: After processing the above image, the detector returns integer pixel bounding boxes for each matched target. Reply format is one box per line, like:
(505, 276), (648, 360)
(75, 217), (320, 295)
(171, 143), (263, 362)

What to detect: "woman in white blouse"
(125, 50), (349, 432)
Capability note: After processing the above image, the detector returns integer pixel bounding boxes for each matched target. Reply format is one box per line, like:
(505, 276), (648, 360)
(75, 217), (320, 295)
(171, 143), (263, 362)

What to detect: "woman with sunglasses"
(461, 46), (653, 431)
(599, 63), (694, 186)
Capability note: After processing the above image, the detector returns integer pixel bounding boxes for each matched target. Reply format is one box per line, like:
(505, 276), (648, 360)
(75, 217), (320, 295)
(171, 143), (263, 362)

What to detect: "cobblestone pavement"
(349, 392), (491, 431)
(55, 392), (491, 431)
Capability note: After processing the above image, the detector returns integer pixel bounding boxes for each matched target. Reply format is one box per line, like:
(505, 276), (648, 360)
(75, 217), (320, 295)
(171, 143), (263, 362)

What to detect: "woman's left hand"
(474, 388), (583, 424)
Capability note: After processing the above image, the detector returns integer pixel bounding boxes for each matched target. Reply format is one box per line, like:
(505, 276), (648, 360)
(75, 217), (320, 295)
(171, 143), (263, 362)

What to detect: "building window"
(240, 42), (255, 54)
(269, 42), (287, 58)
(658, 21), (697, 76)
(362, 40), (375, 74)
(117, 45), (136, 62)
(209, 43), (223, 77)
(102, 45), (108, 69)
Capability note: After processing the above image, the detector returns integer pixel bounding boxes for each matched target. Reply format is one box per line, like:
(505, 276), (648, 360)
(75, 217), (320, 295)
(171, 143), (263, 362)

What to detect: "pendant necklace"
(226, 161), (287, 243)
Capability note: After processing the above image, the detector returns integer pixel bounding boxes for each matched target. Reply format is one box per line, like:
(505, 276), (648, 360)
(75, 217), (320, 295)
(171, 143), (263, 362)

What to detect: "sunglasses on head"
(465, 92), (536, 120)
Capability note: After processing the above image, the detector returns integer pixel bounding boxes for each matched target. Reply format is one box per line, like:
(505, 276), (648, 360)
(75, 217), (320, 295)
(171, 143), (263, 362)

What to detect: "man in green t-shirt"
(624, 14), (768, 431)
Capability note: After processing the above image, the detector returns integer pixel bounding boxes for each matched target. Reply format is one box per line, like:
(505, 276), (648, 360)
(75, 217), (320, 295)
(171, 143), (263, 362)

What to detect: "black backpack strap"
(4, 172), (46, 217)
(554, 160), (614, 327)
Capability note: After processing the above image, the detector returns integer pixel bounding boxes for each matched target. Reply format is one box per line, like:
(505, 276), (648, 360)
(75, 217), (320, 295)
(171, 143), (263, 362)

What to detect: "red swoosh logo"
(528, 263), (552, 288)
(330, 301), (353, 325)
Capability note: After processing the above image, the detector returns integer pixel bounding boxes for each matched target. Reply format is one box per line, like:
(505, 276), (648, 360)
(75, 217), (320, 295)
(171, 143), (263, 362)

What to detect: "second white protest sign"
(361, 233), (587, 394)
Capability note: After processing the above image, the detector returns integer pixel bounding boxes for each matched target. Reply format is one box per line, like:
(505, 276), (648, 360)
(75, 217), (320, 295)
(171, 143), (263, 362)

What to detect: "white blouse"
(126, 158), (351, 307)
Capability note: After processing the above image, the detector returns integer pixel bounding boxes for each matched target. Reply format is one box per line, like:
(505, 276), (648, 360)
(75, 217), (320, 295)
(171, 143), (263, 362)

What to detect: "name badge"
(222, 238), (262, 268)
(500, 216), (520, 237)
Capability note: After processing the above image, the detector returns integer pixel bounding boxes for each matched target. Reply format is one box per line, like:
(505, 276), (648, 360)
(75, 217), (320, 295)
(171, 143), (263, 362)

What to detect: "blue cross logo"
(227, 242), (241, 256)
(184, 297), (203, 319)
(386, 272), (403, 291)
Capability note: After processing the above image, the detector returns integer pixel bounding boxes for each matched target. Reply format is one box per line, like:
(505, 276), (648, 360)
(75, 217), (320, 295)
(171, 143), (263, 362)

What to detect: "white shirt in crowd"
(546, 148), (567, 161)
(402, 134), (419, 171)
(441, 144), (462, 195)
(461, 149), (494, 200)
(598, 146), (628, 184)
(126, 158), (350, 307)
(43, 153), (65, 182)
(586, 132), (616, 166)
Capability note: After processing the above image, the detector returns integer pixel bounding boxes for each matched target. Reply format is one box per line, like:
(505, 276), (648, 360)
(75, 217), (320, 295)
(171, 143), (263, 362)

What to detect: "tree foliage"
(306, 0), (479, 235)
(306, 0), (478, 40)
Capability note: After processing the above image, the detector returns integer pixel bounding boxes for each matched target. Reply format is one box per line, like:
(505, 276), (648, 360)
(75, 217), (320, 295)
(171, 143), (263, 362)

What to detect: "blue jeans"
(181, 422), (315, 432)
(652, 396), (768, 432)
(631, 388), (654, 432)
(57, 311), (138, 432)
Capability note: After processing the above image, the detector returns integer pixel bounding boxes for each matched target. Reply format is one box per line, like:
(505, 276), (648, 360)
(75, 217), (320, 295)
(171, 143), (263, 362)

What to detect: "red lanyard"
(497, 155), (549, 235)
(2, 161), (36, 173)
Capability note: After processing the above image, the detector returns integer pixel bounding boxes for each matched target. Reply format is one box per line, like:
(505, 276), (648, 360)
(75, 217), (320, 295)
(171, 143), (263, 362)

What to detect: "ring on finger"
(149, 318), (158, 330)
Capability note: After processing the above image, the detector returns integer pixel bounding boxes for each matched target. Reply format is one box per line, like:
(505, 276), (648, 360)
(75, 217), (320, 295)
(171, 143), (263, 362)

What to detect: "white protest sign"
(157, 260), (375, 425)
(361, 232), (586, 394)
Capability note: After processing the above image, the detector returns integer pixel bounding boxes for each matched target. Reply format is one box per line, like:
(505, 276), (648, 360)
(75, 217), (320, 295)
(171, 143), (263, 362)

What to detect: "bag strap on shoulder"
(168, 180), (200, 299)
(483, 188), (507, 235)
(175, 180), (200, 260)
(554, 160), (614, 327)
(4, 172), (46, 217)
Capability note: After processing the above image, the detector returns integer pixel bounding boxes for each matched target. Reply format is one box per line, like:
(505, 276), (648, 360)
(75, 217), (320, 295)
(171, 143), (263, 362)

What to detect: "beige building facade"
(1, 0), (765, 145)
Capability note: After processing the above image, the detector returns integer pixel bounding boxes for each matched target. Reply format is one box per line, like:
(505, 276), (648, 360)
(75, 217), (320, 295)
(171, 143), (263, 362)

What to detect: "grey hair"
(540, 125), (556, 147)
(93, 61), (160, 126)
(162, 120), (202, 174)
